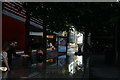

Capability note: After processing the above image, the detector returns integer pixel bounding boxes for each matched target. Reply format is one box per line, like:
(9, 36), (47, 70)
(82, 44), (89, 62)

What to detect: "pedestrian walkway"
(1, 49), (87, 80)
(89, 54), (120, 80)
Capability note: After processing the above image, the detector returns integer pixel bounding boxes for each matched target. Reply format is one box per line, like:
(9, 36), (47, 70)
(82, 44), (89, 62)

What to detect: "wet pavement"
(1, 49), (89, 80)
(1, 49), (120, 80)
(89, 54), (120, 80)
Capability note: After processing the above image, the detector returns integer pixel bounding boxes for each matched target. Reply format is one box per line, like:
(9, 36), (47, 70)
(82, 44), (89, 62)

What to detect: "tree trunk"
(118, 24), (120, 66)
(83, 27), (89, 53)
(117, 19), (120, 65)
(114, 18), (120, 65)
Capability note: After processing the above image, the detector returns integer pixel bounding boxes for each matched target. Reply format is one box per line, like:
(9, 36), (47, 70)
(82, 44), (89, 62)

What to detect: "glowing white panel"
(77, 33), (83, 44)
(29, 32), (43, 36)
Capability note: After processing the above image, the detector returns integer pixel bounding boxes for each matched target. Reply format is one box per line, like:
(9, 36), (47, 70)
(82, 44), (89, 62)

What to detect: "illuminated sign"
(47, 35), (54, 38)
(58, 37), (67, 53)
(69, 31), (75, 43)
(77, 33), (83, 44)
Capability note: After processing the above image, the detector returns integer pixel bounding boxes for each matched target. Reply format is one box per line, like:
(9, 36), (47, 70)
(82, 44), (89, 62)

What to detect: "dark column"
(117, 20), (120, 66)
(24, 8), (31, 54)
(0, 2), (2, 53)
(114, 20), (120, 65)
(83, 26), (89, 53)
(43, 18), (47, 62)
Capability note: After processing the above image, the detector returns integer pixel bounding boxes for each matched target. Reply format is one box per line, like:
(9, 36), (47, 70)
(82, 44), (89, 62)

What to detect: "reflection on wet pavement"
(1, 52), (86, 79)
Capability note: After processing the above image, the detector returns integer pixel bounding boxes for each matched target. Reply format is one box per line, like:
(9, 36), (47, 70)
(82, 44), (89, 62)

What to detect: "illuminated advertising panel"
(69, 31), (75, 43)
(47, 35), (54, 38)
(77, 33), (83, 44)
(58, 37), (67, 53)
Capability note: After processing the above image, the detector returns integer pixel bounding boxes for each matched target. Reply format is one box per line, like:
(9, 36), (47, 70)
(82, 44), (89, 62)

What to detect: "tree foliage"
(23, 2), (120, 35)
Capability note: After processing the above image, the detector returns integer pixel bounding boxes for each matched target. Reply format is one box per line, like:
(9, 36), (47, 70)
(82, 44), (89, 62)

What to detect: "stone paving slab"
(90, 54), (120, 79)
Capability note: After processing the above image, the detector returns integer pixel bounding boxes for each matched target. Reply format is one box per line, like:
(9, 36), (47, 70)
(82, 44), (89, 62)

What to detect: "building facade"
(2, 2), (43, 50)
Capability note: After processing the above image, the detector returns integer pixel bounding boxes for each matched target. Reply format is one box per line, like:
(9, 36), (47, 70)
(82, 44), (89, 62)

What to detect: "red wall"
(2, 14), (25, 50)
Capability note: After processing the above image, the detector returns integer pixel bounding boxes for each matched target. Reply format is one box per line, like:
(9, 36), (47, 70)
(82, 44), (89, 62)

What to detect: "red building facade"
(2, 2), (43, 50)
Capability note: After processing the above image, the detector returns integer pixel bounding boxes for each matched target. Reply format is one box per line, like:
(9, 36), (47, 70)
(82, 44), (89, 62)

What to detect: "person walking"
(36, 47), (46, 63)
(7, 41), (20, 70)
(36, 46), (53, 65)
(1, 42), (10, 71)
